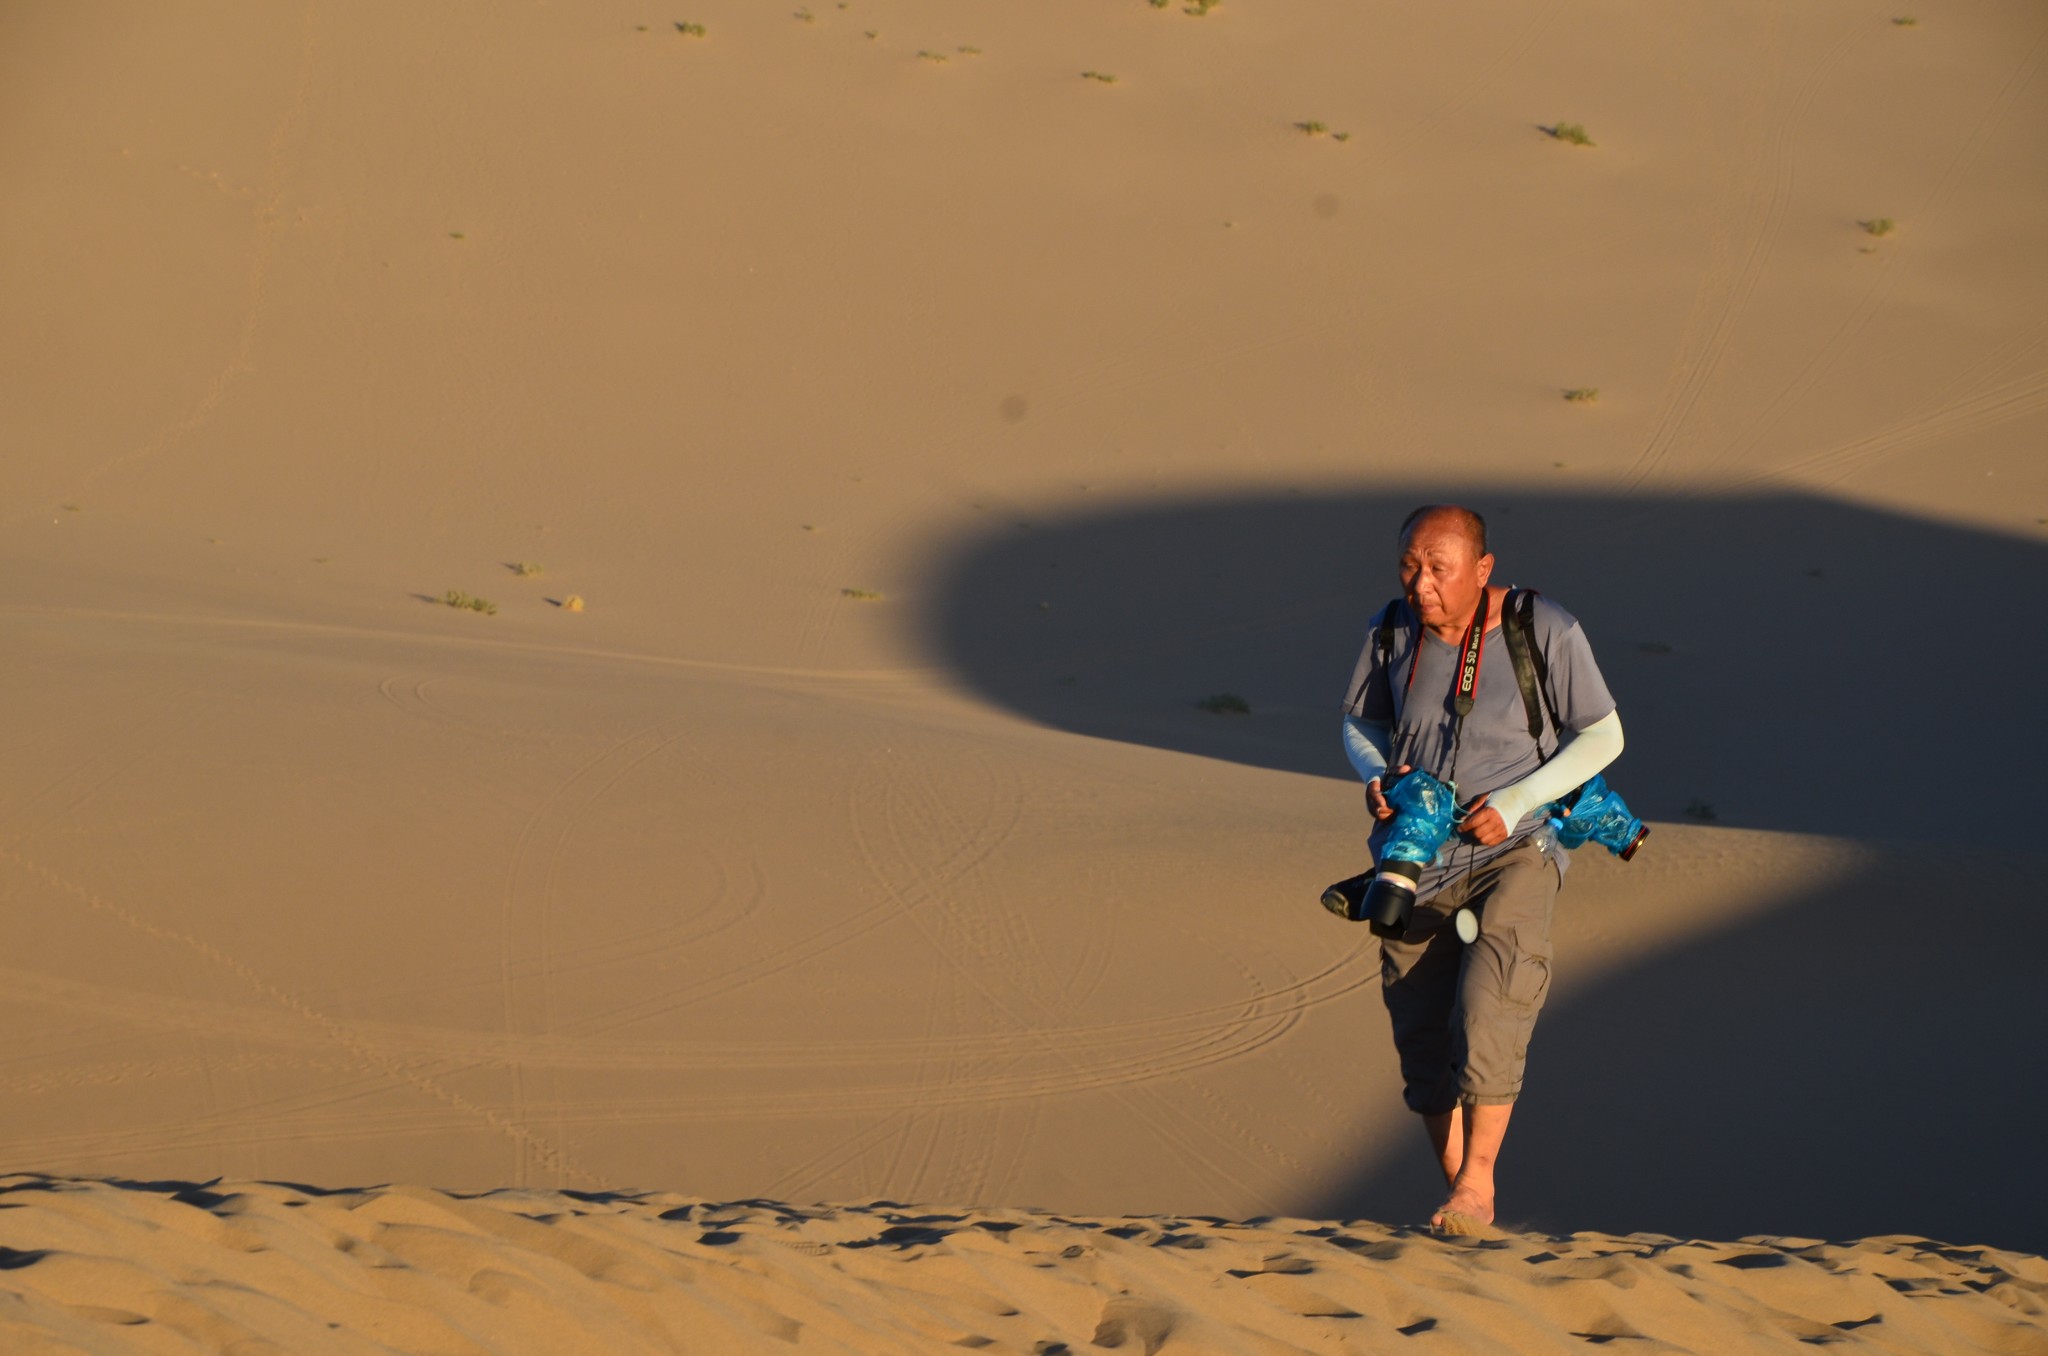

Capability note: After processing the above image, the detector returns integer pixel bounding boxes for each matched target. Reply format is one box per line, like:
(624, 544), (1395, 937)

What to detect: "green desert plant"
(1081, 70), (1118, 83)
(675, 21), (705, 35)
(561, 595), (586, 612)
(1297, 120), (1329, 136)
(957, 44), (981, 55)
(1185, 0), (1221, 13)
(917, 49), (947, 62)
(1332, 131), (1352, 141)
(511, 561), (543, 577)
(1563, 387), (1600, 404)
(1893, 16), (1918, 25)
(1196, 692), (1251, 715)
(794, 8), (814, 22)
(1548, 122), (1595, 146)
(1863, 217), (1896, 237)
(841, 587), (885, 601)
(444, 590), (497, 615)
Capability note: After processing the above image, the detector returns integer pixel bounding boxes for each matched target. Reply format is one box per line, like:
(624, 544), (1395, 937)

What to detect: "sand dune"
(5, 0), (2048, 1349)
(3, 1176), (2044, 1355)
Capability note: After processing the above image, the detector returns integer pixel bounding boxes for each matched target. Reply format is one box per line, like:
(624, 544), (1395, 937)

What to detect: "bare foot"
(1432, 1209), (1504, 1239)
(1430, 1182), (1495, 1234)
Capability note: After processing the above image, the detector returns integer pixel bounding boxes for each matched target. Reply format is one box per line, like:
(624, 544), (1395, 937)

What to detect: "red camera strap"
(1405, 591), (1490, 720)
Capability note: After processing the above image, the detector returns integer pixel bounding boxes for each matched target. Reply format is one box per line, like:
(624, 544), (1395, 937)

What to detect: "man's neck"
(1423, 609), (1477, 645)
(1423, 586), (1507, 645)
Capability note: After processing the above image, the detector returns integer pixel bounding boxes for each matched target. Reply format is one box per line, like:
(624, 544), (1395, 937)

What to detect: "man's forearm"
(1342, 714), (1392, 785)
(1485, 709), (1625, 833)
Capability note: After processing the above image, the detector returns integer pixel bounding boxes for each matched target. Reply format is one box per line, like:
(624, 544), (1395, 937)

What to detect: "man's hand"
(1459, 792), (1509, 845)
(1365, 764), (1412, 822)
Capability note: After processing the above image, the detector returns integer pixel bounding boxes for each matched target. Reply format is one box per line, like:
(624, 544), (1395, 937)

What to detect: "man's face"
(1399, 520), (1494, 629)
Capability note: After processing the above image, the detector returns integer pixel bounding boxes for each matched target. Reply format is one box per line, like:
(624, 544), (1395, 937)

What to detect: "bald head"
(1398, 504), (1488, 558)
(1397, 504), (1495, 638)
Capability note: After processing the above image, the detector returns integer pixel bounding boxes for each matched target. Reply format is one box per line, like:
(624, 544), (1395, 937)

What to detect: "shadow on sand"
(922, 488), (2048, 1252)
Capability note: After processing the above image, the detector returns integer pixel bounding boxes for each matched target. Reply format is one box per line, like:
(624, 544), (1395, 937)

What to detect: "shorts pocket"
(1504, 952), (1551, 1012)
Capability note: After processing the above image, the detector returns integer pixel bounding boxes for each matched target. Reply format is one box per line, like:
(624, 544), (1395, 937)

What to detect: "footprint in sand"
(1568, 1314), (1651, 1344)
(1091, 1297), (1176, 1354)
(1231, 1271), (1361, 1319)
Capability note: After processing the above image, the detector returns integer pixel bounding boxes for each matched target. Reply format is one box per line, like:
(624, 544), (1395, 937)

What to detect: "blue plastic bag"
(1378, 769), (1461, 867)
(1546, 773), (1649, 859)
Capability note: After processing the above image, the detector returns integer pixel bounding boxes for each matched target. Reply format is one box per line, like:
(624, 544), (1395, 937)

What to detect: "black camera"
(1319, 769), (1460, 938)
(1320, 861), (1429, 938)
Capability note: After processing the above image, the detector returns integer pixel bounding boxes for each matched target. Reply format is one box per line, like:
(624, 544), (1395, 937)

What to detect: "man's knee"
(1456, 847), (1556, 1101)
(1382, 846), (1557, 1111)
(1456, 934), (1548, 1100)
(1381, 930), (1463, 1111)
(1386, 993), (1461, 1115)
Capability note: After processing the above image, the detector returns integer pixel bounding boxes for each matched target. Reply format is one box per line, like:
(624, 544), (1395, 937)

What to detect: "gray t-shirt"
(1342, 591), (1616, 895)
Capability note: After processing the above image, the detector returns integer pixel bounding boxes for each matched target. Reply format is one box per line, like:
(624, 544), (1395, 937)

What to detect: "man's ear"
(1475, 552), (1496, 586)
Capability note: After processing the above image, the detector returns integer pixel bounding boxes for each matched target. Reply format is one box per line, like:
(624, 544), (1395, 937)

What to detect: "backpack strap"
(1502, 588), (1563, 748)
(1376, 597), (1403, 669)
(1361, 595), (1561, 741)
(1344, 598), (1408, 718)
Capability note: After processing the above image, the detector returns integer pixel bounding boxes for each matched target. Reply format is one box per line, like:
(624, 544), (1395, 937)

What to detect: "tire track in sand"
(1687, 19), (2048, 488)
(0, 843), (597, 1186)
(496, 720), (692, 1187)
(25, 2), (320, 522)
(846, 741), (1023, 1206)
(836, 745), (1323, 1208)
(1623, 18), (1860, 493)
(0, 930), (1379, 1082)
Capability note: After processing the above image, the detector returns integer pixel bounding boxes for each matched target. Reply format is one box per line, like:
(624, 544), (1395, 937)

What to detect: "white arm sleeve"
(1342, 715), (1392, 786)
(1484, 709), (1626, 833)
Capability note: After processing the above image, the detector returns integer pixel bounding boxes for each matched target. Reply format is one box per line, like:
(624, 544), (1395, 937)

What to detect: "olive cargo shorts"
(1380, 837), (1559, 1115)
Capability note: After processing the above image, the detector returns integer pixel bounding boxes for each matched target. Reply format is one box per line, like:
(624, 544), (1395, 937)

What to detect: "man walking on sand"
(1339, 505), (1626, 1233)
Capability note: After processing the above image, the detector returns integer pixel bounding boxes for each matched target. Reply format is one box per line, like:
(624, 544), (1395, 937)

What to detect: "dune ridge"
(1, 1175), (2043, 1355)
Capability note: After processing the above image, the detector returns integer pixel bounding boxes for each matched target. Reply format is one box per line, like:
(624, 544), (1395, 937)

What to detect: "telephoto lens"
(1362, 860), (1424, 938)
(1319, 863), (1422, 936)
(1319, 768), (1459, 932)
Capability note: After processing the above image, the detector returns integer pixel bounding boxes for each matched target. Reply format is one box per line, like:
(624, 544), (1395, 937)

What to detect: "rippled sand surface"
(5, 1177), (2044, 1355)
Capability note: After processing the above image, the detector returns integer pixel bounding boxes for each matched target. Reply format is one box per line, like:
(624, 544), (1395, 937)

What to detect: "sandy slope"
(3, 1176), (2044, 1356)
(4, 0), (2048, 1349)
